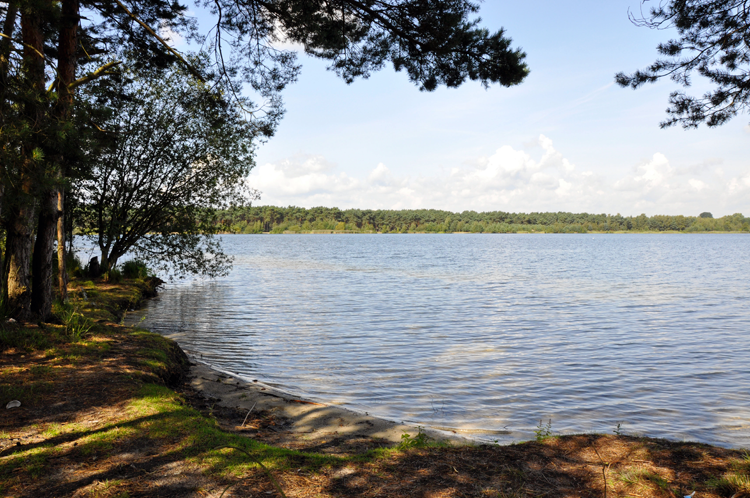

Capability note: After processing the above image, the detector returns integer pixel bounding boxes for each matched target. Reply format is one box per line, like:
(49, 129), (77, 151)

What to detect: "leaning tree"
(76, 58), (256, 279)
(0, 0), (529, 321)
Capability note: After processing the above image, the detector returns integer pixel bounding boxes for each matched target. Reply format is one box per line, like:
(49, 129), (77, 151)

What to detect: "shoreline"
(217, 230), (750, 235)
(180, 352), (475, 448)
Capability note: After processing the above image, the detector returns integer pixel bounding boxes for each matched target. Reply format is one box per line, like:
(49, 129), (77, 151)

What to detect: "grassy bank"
(2, 279), (749, 497)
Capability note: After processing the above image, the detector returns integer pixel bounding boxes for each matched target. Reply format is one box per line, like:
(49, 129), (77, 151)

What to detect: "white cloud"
(248, 136), (750, 216)
(688, 179), (707, 191)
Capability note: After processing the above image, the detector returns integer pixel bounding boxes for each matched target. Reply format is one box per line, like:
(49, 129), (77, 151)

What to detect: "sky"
(189, 1), (750, 217)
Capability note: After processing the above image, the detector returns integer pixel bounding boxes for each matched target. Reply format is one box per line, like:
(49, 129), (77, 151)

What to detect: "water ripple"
(133, 234), (750, 447)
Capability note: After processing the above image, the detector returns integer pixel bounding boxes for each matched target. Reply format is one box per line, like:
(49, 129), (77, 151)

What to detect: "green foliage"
(122, 260), (151, 279)
(55, 304), (94, 340)
(210, 0), (528, 95)
(613, 422), (623, 436)
(66, 252), (85, 279)
(398, 427), (433, 449)
(103, 268), (123, 283)
(616, 0), (750, 128)
(76, 58), (254, 279)
(534, 419), (553, 442)
(213, 206), (750, 234)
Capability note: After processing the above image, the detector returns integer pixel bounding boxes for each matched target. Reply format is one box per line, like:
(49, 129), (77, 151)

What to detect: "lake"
(131, 234), (750, 447)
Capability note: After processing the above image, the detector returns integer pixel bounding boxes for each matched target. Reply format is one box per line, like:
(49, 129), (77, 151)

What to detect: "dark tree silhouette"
(616, 0), (750, 128)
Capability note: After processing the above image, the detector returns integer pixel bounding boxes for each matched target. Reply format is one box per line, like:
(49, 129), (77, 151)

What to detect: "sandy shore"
(184, 356), (473, 449)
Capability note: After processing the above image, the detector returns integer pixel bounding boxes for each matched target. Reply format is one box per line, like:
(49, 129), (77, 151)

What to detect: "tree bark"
(57, 187), (67, 301)
(5, 197), (35, 319)
(6, 6), (45, 320)
(31, 189), (56, 319)
(54, 0), (79, 303)
(0, 2), (18, 291)
(30, 0), (78, 316)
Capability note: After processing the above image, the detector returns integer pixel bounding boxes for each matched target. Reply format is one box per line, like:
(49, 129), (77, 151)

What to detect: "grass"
(56, 303), (95, 339)
(706, 454), (750, 495)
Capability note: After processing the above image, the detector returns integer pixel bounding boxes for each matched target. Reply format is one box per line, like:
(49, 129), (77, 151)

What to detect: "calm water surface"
(134, 234), (750, 447)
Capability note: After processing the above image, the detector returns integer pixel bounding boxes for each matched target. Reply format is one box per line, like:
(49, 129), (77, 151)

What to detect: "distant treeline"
(213, 207), (750, 234)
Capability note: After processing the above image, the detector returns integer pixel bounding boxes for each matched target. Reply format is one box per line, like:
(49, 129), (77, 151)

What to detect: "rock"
(6, 400), (21, 409)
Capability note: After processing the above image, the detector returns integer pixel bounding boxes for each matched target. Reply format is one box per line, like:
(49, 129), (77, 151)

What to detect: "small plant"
(614, 422), (623, 436)
(57, 305), (94, 340)
(534, 419), (553, 441)
(399, 426), (432, 449)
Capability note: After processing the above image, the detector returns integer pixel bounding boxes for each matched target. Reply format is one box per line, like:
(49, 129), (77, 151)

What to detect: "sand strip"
(184, 357), (473, 448)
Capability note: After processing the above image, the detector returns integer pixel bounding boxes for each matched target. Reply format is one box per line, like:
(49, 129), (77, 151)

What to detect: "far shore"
(214, 229), (750, 234)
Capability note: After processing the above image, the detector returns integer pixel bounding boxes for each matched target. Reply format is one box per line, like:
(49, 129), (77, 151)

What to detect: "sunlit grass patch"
(135, 347), (168, 363)
(79, 426), (138, 456)
(706, 472), (750, 495)
(0, 444), (60, 479)
(617, 467), (675, 494)
(123, 383), (337, 479)
(42, 423), (65, 439)
(87, 478), (128, 498)
(729, 451), (750, 473)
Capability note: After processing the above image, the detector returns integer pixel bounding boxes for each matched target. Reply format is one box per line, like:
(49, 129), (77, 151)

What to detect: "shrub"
(103, 268), (123, 283)
(122, 260), (150, 279)
(65, 252), (84, 278)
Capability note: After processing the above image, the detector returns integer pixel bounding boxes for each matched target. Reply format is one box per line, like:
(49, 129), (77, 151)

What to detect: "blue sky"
(188, 1), (750, 216)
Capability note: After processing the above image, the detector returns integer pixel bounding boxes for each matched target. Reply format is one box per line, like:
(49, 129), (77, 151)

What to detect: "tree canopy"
(207, 0), (528, 94)
(0, 0), (528, 320)
(616, 0), (750, 128)
(75, 58), (254, 278)
(213, 206), (750, 234)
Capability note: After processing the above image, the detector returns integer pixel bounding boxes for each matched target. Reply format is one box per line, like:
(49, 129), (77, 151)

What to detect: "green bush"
(104, 268), (122, 283)
(66, 252), (84, 278)
(122, 260), (150, 279)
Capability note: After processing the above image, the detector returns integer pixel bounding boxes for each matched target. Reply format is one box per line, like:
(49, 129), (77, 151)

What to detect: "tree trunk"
(57, 188), (67, 301)
(54, 0), (79, 302)
(7, 7), (45, 320)
(5, 199), (35, 319)
(31, 189), (56, 319)
(0, 2), (18, 296)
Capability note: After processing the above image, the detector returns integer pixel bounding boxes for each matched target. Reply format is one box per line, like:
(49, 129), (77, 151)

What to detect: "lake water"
(132, 234), (750, 447)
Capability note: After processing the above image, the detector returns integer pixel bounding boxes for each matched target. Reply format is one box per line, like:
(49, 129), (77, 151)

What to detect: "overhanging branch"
(112, 0), (204, 82)
(68, 60), (122, 89)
